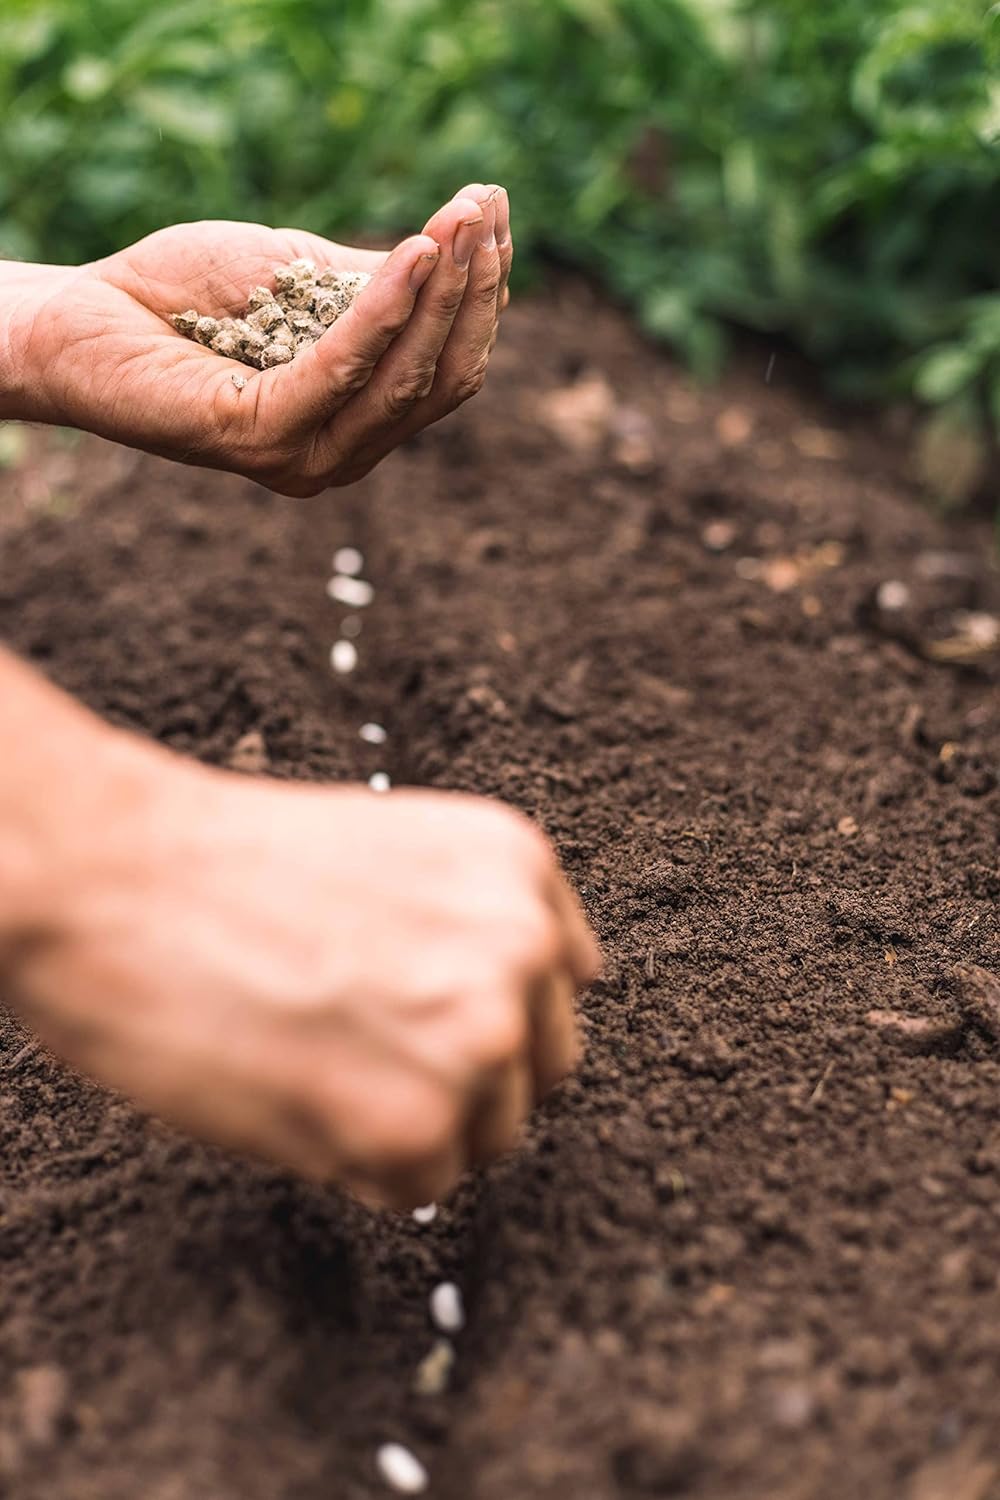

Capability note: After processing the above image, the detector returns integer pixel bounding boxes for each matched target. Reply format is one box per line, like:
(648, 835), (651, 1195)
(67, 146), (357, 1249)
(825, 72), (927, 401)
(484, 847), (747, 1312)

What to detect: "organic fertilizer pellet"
(375, 1443), (428, 1495)
(413, 1340), (455, 1398)
(333, 546), (364, 576)
(327, 575), (374, 608)
(330, 640), (358, 675)
(429, 1282), (465, 1334)
(171, 260), (371, 371)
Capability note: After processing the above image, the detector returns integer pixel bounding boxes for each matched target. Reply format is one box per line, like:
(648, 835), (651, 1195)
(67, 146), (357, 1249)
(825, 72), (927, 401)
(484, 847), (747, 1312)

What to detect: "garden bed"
(1, 281), (998, 1500)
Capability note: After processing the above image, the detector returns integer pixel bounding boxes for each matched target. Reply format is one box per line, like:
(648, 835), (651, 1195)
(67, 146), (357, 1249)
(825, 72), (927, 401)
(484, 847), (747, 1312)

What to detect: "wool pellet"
(333, 546), (364, 576)
(330, 640), (358, 675)
(376, 1444), (428, 1495)
(327, 575), (374, 608)
(412, 1203), (437, 1225)
(359, 722), (387, 745)
(369, 772), (391, 793)
(429, 1282), (465, 1334)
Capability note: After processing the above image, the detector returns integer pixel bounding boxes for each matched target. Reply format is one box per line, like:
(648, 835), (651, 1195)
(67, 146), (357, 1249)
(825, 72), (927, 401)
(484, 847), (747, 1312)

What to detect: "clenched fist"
(4, 693), (598, 1209)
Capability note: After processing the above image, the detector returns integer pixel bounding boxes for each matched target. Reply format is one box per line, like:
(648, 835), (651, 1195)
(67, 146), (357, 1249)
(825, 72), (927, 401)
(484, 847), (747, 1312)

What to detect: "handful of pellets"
(171, 259), (372, 371)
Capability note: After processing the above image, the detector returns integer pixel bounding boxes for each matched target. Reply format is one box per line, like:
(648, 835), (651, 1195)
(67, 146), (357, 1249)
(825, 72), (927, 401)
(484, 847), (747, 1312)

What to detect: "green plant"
(0, 0), (997, 479)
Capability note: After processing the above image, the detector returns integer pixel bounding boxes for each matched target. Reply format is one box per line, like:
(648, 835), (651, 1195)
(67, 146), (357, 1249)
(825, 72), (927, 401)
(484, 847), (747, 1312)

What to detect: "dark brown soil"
(1, 282), (999, 1500)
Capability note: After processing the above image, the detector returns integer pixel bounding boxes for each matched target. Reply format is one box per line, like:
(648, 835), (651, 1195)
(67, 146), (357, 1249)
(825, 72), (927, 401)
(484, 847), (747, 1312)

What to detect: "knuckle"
(434, 284), (467, 321)
(451, 359), (490, 407)
(384, 369), (433, 417)
(473, 273), (503, 309)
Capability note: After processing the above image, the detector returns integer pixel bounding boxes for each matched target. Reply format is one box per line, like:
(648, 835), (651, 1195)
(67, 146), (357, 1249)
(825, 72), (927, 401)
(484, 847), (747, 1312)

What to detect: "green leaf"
(130, 85), (235, 149)
(63, 57), (114, 103)
(913, 343), (981, 404)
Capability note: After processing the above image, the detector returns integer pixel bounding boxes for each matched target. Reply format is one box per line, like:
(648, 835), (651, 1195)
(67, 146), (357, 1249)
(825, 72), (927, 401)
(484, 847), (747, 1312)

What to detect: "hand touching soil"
(2, 668), (597, 1209)
(2, 184), (511, 495)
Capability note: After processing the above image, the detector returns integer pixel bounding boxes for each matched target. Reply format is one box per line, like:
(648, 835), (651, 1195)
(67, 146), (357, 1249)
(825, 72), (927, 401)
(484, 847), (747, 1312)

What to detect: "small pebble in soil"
(412, 1202), (437, 1225)
(702, 519), (737, 552)
(341, 613), (363, 639)
(172, 260), (371, 370)
(327, 574), (374, 608)
(877, 579), (910, 611)
(413, 1339), (455, 1398)
(330, 640), (358, 674)
(430, 1281), (465, 1334)
(369, 772), (391, 793)
(333, 546), (364, 576)
(360, 722), (388, 745)
(376, 1443), (428, 1495)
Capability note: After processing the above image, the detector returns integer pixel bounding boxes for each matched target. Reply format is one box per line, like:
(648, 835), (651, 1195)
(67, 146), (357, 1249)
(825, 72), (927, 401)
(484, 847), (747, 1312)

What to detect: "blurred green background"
(1, 0), (998, 470)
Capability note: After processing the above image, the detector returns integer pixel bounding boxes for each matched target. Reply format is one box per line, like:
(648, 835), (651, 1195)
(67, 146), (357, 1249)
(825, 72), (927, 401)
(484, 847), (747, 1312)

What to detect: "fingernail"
(453, 217), (483, 270)
(494, 188), (510, 247)
(480, 191), (499, 250)
(409, 249), (439, 294)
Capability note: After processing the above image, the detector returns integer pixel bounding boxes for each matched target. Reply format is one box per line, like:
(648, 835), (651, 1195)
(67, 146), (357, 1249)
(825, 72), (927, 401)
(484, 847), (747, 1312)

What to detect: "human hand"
(9, 742), (598, 1209)
(12, 185), (512, 495)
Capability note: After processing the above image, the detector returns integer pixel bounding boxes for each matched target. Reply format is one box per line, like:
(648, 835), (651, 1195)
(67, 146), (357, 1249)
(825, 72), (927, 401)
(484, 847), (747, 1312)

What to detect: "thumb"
(271, 233), (441, 434)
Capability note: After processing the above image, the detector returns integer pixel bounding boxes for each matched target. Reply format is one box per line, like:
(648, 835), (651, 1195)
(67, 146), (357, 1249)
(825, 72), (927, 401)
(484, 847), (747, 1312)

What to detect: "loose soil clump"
(0, 281), (998, 1500)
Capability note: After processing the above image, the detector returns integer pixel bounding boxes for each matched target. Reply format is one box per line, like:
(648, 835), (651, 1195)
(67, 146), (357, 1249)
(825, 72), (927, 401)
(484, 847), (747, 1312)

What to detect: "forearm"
(0, 259), (80, 423)
(0, 648), (158, 981)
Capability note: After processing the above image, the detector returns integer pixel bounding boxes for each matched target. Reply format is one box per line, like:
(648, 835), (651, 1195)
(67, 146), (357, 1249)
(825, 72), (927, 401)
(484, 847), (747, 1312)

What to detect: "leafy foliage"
(0, 0), (997, 447)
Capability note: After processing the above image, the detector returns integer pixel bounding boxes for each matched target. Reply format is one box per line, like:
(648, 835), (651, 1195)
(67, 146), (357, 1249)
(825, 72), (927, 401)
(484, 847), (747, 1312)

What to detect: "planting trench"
(1, 281), (999, 1500)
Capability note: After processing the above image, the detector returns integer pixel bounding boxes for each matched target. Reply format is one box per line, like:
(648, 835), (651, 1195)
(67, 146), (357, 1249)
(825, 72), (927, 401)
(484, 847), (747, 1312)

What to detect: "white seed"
(333, 546), (364, 576)
(360, 722), (387, 745)
(330, 640), (358, 674)
(327, 575), (374, 608)
(412, 1203), (437, 1225)
(341, 614), (363, 639)
(376, 1443), (428, 1495)
(430, 1281), (465, 1334)
(877, 579), (909, 611)
(369, 772), (391, 793)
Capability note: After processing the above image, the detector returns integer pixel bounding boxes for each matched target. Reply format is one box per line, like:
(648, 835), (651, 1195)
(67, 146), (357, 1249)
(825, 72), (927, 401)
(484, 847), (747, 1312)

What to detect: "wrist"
(0, 260), (82, 423)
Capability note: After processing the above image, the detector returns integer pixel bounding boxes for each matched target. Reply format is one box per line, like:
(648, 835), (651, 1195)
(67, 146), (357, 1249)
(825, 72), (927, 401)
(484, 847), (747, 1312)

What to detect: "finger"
(266, 232), (441, 434)
(347, 1137), (467, 1212)
(451, 183), (509, 324)
(548, 873), (601, 988)
(483, 185), (513, 313)
(318, 203), (502, 481)
(309, 197), (486, 474)
(465, 1054), (533, 1166)
(528, 969), (581, 1101)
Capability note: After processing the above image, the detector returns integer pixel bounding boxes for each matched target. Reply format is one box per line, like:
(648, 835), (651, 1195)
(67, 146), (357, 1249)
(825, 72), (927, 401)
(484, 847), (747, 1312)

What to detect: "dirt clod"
(864, 1009), (965, 1055)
